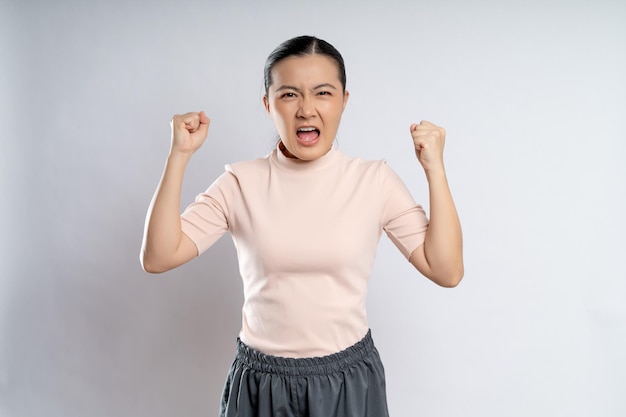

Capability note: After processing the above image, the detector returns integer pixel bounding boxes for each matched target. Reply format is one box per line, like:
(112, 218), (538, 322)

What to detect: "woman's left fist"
(410, 121), (446, 172)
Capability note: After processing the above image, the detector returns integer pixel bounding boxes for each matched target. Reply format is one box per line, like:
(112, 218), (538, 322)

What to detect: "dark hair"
(263, 35), (346, 96)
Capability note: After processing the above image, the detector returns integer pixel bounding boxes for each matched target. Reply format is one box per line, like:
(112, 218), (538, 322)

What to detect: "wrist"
(165, 150), (193, 173)
(423, 164), (446, 179)
(167, 149), (194, 163)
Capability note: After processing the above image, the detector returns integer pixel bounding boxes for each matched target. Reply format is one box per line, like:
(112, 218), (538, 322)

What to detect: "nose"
(296, 94), (315, 118)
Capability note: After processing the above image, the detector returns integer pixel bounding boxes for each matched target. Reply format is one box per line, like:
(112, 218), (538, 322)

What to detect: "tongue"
(297, 130), (319, 142)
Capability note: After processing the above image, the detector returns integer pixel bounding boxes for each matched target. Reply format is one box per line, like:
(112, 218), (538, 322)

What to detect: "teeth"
(298, 127), (317, 132)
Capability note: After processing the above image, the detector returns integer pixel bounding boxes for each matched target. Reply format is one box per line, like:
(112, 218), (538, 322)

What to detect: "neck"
(278, 141), (298, 159)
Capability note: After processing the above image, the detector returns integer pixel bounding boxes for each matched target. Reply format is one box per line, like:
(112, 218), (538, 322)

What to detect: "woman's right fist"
(170, 111), (210, 155)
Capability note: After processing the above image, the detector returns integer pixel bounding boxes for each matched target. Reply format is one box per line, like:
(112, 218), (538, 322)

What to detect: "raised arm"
(140, 111), (210, 273)
(408, 121), (464, 287)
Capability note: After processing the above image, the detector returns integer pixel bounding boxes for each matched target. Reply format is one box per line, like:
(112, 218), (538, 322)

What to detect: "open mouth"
(296, 127), (320, 145)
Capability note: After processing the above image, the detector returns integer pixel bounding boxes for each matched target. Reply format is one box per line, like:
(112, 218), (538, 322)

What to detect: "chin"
(282, 137), (332, 161)
(295, 144), (332, 161)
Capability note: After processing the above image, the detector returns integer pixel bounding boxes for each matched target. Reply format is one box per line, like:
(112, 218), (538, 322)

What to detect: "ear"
(263, 95), (271, 115)
(342, 90), (350, 111)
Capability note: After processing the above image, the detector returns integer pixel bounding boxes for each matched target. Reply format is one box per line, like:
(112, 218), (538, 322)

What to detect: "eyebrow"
(274, 83), (338, 93)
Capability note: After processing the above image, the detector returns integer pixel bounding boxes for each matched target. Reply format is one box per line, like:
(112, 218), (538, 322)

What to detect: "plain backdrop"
(1, 0), (625, 416)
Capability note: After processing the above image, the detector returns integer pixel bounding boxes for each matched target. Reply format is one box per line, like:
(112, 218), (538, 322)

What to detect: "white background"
(1, 0), (625, 416)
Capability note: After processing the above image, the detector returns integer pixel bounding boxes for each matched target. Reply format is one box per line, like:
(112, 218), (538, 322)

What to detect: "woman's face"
(263, 54), (349, 160)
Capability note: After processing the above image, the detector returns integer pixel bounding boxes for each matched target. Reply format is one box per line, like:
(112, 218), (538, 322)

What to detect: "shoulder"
(335, 150), (396, 181)
(338, 152), (412, 198)
(204, 154), (272, 193)
(225, 153), (272, 177)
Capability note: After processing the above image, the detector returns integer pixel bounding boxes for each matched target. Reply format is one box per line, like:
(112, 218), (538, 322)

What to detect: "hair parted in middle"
(263, 35), (347, 96)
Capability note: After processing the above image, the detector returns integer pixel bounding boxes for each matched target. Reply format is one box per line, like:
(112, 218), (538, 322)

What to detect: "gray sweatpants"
(219, 330), (390, 417)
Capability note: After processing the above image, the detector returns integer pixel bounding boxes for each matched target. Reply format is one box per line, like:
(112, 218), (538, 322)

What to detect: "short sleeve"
(180, 170), (237, 255)
(380, 163), (429, 260)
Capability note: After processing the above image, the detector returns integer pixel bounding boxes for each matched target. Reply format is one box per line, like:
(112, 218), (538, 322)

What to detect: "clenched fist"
(170, 111), (211, 155)
(410, 121), (446, 172)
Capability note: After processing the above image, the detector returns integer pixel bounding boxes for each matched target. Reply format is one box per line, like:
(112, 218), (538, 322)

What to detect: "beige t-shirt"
(181, 146), (429, 357)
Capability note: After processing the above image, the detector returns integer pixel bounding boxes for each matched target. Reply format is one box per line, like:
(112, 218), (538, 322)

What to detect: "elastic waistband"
(235, 330), (376, 376)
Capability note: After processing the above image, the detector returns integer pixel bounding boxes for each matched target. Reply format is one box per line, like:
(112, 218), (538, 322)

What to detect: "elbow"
(438, 271), (464, 288)
(140, 259), (161, 274)
(140, 251), (168, 274)
(410, 243), (464, 288)
(141, 262), (165, 274)
(431, 265), (464, 288)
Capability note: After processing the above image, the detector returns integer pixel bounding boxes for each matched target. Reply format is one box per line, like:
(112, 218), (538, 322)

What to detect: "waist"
(235, 329), (376, 376)
(239, 309), (369, 357)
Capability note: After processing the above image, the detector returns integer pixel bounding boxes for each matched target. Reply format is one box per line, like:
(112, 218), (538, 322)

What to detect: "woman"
(141, 35), (463, 417)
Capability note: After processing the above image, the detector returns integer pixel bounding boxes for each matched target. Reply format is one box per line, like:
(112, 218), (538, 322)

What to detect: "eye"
(280, 92), (296, 99)
(317, 91), (331, 96)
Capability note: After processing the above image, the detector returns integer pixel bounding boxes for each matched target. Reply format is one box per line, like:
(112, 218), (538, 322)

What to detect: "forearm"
(140, 152), (195, 272)
(422, 167), (464, 285)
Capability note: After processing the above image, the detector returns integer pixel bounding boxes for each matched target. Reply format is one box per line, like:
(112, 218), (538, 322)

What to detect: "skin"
(141, 53), (464, 288)
(140, 111), (210, 273)
(262, 55), (349, 161)
(408, 121), (464, 287)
